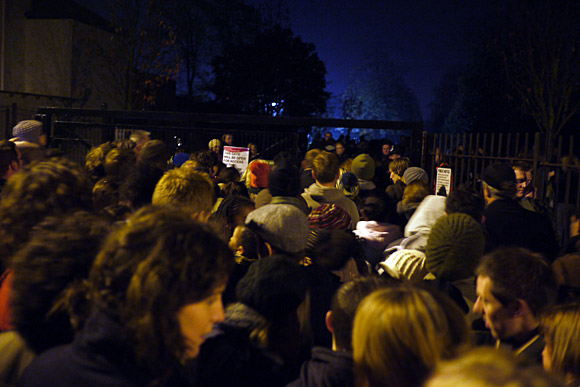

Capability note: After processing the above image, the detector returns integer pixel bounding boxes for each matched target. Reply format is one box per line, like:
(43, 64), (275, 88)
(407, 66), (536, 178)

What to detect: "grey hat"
(402, 167), (428, 184)
(246, 204), (308, 254)
(13, 120), (42, 144)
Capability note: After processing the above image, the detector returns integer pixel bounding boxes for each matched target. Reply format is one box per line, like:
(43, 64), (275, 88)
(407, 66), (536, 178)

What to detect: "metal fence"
(35, 107), (425, 166)
(424, 131), (580, 245)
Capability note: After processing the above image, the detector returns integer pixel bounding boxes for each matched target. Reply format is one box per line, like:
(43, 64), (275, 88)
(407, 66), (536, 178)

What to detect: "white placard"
(436, 167), (452, 196)
(223, 146), (250, 176)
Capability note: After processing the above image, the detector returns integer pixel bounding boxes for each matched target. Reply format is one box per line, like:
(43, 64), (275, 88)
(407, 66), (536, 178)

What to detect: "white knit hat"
(379, 249), (428, 282)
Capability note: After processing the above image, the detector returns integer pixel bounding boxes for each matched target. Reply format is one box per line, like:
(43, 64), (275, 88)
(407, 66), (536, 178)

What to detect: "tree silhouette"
(211, 26), (330, 116)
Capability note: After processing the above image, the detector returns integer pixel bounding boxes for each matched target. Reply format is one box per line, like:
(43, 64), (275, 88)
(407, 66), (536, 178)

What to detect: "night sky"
(78, 0), (486, 120)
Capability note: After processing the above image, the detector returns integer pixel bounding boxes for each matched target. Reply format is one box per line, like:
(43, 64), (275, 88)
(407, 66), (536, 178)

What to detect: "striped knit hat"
(379, 249), (428, 282)
(308, 203), (351, 230)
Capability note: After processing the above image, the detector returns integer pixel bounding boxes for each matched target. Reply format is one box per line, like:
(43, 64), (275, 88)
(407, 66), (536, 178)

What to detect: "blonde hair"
(152, 168), (215, 217)
(353, 286), (449, 387)
(543, 303), (580, 383)
(312, 151), (339, 184)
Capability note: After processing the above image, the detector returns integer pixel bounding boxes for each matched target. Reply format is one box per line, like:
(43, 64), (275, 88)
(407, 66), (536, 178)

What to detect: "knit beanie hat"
(13, 120), (42, 144)
(351, 154), (376, 181)
(308, 203), (351, 230)
(337, 172), (359, 199)
(402, 167), (428, 184)
(245, 204), (308, 254)
(208, 139), (221, 149)
(236, 255), (308, 320)
(425, 213), (485, 281)
(482, 163), (516, 189)
(248, 160), (271, 188)
(269, 164), (300, 197)
(379, 249), (428, 282)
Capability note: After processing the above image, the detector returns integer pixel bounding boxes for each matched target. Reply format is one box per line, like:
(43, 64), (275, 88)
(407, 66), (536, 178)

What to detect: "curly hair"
(88, 206), (234, 375)
(11, 211), (111, 353)
(85, 142), (116, 183)
(0, 158), (93, 269)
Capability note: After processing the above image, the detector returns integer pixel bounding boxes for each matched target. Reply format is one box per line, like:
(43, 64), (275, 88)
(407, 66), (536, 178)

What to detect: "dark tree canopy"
(211, 26), (330, 116)
(340, 52), (422, 122)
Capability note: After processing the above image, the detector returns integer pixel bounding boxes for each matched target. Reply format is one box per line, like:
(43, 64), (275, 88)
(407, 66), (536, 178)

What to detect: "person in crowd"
(244, 159), (271, 198)
(396, 179), (430, 221)
(514, 161), (536, 199)
(0, 158), (93, 331)
(0, 140), (21, 192)
(129, 129), (151, 156)
(84, 142), (116, 183)
(473, 247), (557, 363)
(0, 212), (110, 385)
(302, 151), (359, 228)
(254, 163), (309, 214)
(300, 149), (322, 191)
(248, 143), (259, 161)
(10, 120), (46, 165)
(426, 346), (563, 387)
(222, 133), (233, 146)
(120, 139), (171, 211)
(288, 277), (392, 387)
(385, 158), (409, 201)
(425, 212), (485, 307)
(245, 203), (309, 262)
(354, 194), (402, 267)
(444, 187), (485, 223)
(374, 139), (395, 190)
(542, 303), (580, 386)
(334, 141), (348, 165)
(336, 171), (359, 204)
(212, 195), (255, 240)
(352, 286), (468, 387)
(323, 131), (336, 149)
(152, 167), (216, 222)
(209, 138), (222, 156)
(351, 154), (377, 200)
(308, 204), (352, 231)
(197, 255), (310, 386)
(19, 206), (234, 386)
(216, 167), (248, 197)
(481, 162), (559, 261)
(304, 229), (364, 347)
(378, 249), (429, 282)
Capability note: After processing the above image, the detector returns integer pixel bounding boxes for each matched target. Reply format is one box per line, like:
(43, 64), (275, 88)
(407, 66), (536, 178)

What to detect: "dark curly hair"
(11, 211), (111, 353)
(0, 158), (93, 270)
(89, 206), (234, 377)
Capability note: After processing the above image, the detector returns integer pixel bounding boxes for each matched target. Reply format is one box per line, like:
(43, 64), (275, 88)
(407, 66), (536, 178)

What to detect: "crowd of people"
(0, 122), (579, 386)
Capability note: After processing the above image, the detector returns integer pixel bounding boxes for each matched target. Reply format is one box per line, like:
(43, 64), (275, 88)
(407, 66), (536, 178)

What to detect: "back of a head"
(351, 154), (376, 181)
(245, 204), (308, 258)
(104, 147), (136, 181)
(0, 158), (93, 266)
(445, 188), (485, 223)
(308, 203), (351, 231)
(360, 194), (397, 222)
(353, 286), (449, 387)
(303, 149), (322, 169)
(268, 164), (300, 197)
(312, 151), (339, 184)
(426, 346), (563, 387)
(306, 229), (362, 271)
(85, 142), (116, 182)
(89, 206), (234, 369)
(152, 167), (216, 217)
(129, 130), (151, 146)
(138, 139), (170, 168)
(331, 276), (391, 351)
(12, 212), (110, 353)
(0, 140), (18, 177)
(402, 180), (430, 205)
(476, 247), (556, 318)
(482, 163), (517, 199)
(542, 303), (580, 383)
(389, 158), (409, 177)
(426, 213), (485, 281)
